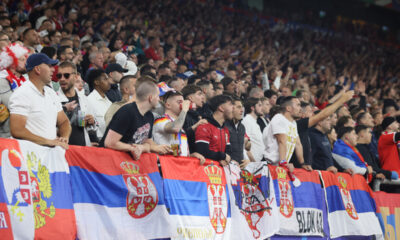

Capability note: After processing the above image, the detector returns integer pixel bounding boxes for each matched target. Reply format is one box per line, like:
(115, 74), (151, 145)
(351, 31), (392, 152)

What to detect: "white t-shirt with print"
(263, 113), (298, 164)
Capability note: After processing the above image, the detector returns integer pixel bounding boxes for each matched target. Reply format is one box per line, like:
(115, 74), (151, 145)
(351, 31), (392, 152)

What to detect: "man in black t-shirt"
(100, 79), (171, 159)
(291, 90), (354, 169)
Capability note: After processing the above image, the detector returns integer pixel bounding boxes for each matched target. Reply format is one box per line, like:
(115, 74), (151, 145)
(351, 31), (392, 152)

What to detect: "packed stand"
(0, 0), (399, 192)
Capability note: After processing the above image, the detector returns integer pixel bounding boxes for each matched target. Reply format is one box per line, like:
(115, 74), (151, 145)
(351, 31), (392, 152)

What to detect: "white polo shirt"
(9, 80), (62, 140)
(87, 89), (111, 138)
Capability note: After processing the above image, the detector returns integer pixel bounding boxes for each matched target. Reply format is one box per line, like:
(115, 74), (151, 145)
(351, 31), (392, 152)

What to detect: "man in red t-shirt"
(378, 117), (400, 176)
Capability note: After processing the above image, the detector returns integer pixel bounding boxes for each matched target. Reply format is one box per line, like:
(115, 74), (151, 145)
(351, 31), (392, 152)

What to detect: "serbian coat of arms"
(120, 161), (158, 218)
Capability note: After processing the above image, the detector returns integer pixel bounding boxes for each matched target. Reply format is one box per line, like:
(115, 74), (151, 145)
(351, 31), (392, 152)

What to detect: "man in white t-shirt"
(9, 53), (71, 149)
(263, 96), (308, 172)
(152, 91), (205, 163)
(242, 97), (265, 161)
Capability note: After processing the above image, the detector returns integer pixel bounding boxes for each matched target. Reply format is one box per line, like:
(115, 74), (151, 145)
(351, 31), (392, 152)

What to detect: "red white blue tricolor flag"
(319, 171), (383, 239)
(270, 166), (326, 237)
(66, 146), (172, 240)
(160, 155), (232, 239)
(0, 139), (76, 239)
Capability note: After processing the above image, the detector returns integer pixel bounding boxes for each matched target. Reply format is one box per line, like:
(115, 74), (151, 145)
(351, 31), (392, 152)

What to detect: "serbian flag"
(319, 171), (383, 238)
(0, 138), (76, 239)
(270, 166), (327, 237)
(373, 191), (400, 239)
(66, 146), (171, 240)
(224, 162), (279, 240)
(160, 155), (231, 240)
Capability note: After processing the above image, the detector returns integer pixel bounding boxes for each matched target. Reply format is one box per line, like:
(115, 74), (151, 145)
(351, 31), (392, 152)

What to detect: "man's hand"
(301, 164), (313, 171)
(191, 152), (206, 165)
(181, 100), (191, 112)
(287, 163), (294, 173)
(220, 160), (229, 166)
(344, 168), (354, 175)
(130, 144), (143, 160)
(84, 114), (95, 126)
(192, 119), (208, 130)
(240, 159), (250, 169)
(376, 173), (386, 180)
(64, 101), (78, 112)
(340, 90), (354, 103)
(152, 144), (172, 155)
(46, 139), (69, 149)
(225, 154), (231, 163)
(326, 166), (338, 174)
(276, 70), (283, 78)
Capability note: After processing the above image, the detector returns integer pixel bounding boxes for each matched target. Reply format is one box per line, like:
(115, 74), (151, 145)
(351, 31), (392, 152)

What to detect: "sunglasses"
(56, 73), (75, 79)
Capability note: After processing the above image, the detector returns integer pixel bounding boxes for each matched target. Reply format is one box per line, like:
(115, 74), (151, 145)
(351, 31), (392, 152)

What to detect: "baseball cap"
(25, 53), (59, 72)
(105, 63), (128, 74)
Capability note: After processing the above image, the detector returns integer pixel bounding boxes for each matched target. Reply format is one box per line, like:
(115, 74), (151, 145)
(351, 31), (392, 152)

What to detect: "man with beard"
(225, 96), (254, 168)
(242, 97), (265, 162)
(0, 43), (29, 138)
(100, 80), (171, 159)
(263, 96), (305, 173)
(57, 61), (96, 146)
(195, 95), (233, 165)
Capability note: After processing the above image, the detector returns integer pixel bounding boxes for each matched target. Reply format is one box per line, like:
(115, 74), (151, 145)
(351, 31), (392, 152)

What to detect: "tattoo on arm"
(164, 111), (188, 133)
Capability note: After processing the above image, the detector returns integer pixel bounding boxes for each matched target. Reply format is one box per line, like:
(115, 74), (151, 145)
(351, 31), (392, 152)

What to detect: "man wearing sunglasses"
(57, 61), (97, 146)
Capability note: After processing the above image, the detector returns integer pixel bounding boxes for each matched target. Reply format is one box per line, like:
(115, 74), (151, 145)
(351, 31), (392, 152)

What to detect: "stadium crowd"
(0, 0), (399, 191)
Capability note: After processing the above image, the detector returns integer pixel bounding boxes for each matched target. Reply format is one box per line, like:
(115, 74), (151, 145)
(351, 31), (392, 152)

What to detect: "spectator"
(22, 28), (39, 50)
(152, 91), (205, 162)
(0, 43), (29, 138)
(197, 80), (215, 119)
(332, 127), (372, 177)
(257, 97), (271, 132)
(86, 69), (111, 140)
(222, 77), (236, 95)
(263, 96), (305, 172)
(104, 75), (136, 126)
(182, 85), (207, 153)
(225, 96), (254, 167)
(309, 115), (337, 173)
(195, 95), (233, 165)
(105, 63), (128, 103)
(264, 89), (278, 106)
(356, 125), (397, 181)
(100, 80), (171, 159)
(242, 97), (265, 162)
(57, 61), (96, 146)
(378, 117), (400, 176)
(9, 53), (70, 149)
(357, 112), (379, 159)
(57, 45), (74, 62)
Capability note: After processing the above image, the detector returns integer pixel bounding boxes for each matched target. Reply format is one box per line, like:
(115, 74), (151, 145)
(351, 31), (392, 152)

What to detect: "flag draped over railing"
(0, 138), (388, 239)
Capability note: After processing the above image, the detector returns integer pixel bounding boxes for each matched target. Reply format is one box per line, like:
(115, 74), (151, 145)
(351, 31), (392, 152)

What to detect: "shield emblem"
(123, 174), (158, 219)
(337, 176), (358, 220)
(207, 184), (227, 234)
(276, 167), (294, 218)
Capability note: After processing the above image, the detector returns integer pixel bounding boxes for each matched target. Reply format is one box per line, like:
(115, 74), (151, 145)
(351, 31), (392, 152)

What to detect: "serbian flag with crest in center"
(0, 138), (76, 239)
(66, 146), (171, 240)
(160, 155), (231, 240)
(319, 171), (383, 238)
(270, 166), (327, 237)
(224, 162), (279, 240)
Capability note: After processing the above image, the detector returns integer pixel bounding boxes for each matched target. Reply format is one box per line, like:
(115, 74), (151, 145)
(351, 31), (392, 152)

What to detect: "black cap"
(382, 117), (396, 130)
(105, 63), (128, 74)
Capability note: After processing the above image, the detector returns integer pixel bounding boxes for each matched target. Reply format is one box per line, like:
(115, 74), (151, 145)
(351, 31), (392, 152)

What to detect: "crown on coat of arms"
(204, 164), (222, 184)
(338, 176), (348, 189)
(276, 167), (287, 180)
(120, 161), (139, 174)
(240, 170), (255, 184)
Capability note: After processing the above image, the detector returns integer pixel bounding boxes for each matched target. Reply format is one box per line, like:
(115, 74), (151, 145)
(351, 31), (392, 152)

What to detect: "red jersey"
(378, 131), (400, 175)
